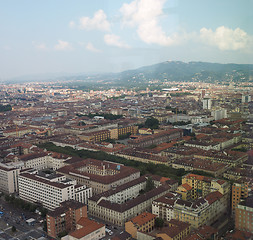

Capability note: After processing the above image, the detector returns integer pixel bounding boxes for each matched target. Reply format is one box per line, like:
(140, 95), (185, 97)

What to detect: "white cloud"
(32, 41), (47, 50)
(3, 45), (11, 51)
(104, 34), (130, 48)
(120, 0), (179, 46)
(86, 42), (100, 52)
(200, 26), (250, 50)
(54, 40), (72, 51)
(69, 21), (76, 28)
(78, 9), (111, 31)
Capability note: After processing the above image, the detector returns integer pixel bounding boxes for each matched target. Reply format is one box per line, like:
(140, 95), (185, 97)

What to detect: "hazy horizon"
(1, 0), (252, 79)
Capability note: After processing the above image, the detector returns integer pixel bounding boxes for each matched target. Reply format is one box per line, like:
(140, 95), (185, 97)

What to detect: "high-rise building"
(202, 97), (212, 110)
(242, 95), (251, 103)
(235, 196), (253, 233)
(47, 200), (87, 239)
(232, 182), (249, 214)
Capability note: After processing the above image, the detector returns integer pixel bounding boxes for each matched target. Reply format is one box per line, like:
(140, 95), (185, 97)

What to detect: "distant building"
(202, 97), (212, 110)
(211, 108), (227, 120)
(242, 95), (251, 103)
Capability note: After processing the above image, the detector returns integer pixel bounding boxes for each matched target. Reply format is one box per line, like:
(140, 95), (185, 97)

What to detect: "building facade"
(47, 200), (87, 239)
(19, 171), (92, 210)
(235, 197), (253, 233)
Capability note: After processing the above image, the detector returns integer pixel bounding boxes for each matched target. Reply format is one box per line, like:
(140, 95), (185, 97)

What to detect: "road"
(0, 196), (49, 240)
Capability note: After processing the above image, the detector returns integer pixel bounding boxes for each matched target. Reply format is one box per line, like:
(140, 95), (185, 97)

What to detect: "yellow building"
(182, 173), (230, 200)
(174, 191), (227, 229)
(139, 128), (153, 135)
(176, 183), (193, 201)
(125, 212), (156, 239)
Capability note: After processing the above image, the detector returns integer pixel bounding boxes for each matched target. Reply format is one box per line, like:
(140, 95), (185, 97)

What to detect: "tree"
(11, 226), (16, 232)
(58, 231), (68, 238)
(0, 104), (12, 112)
(145, 177), (155, 192)
(43, 221), (47, 232)
(144, 117), (159, 129)
(155, 218), (164, 228)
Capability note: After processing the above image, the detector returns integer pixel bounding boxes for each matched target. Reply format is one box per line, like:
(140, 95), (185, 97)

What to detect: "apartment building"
(0, 162), (22, 194)
(235, 196), (253, 233)
(184, 133), (241, 151)
(62, 218), (105, 240)
(232, 182), (249, 214)
(117, 125), (138, 138)
(152, 192), (180, 221)
(88, 184), (170, 226)
(79, 130), (111, 142)
(57, 158), (140, 194)
(128, 129), (183, 148)
(18, 171), (92, 210)
(176, 183), (193, 201)
(181, 173), (230, 201)
(174, 191), (227, 229)
(19, 152), (50, 170)
(156, 219), (191, 240)
(125, 212), (156, 239)
(116, 148), (169, 165)
(47, 200), (87, 239)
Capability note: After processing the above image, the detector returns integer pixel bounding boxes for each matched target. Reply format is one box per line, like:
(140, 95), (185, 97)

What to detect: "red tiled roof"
(130, 212), (156, 226)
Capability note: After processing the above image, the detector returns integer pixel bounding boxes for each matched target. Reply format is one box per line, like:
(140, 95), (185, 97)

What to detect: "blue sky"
(0, 0), (252, 79)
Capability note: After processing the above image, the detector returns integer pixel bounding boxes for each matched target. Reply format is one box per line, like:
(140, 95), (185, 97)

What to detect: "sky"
(0, 0), (253, 79)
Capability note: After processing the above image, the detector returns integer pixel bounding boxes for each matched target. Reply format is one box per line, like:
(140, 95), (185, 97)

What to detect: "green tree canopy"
(144, 117), (159, 129)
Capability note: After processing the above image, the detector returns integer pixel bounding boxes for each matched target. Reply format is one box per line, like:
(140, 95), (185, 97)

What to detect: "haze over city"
(0, 0), (253, 80)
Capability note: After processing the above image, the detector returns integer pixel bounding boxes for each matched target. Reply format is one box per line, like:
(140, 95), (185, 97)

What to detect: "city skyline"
(0, 0), (252, 79)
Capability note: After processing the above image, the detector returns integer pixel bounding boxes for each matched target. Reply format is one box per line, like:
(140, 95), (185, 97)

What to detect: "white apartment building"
(0, 162), (23, 194)
(19, 171), (92, 210)
(88, 180), (170, 226)
(211, 108), (227, 120)
(152, 192), (179, 221)
(20, 152), (50, 170)
(19, 152), (71, 171)
(202, 97), (212, 110)
(75, 185), (92, 204)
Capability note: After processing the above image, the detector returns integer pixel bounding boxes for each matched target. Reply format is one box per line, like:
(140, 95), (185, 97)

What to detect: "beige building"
(19, 151), (71, 171)
(125, 212), (156, 239)
(88, 184), (170, 226)
(57, 158), (140, 195)
(62, 218), (105, 240)
(174, 191), (227, 229)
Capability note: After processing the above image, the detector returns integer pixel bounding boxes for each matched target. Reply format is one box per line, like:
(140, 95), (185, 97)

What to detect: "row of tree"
(0, 104), (12, 112)
(3, 193), (48, 217)
(38, 142), (214, 181)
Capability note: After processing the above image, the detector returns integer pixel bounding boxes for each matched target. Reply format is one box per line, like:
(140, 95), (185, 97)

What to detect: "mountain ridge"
(6, 61), (253, 84)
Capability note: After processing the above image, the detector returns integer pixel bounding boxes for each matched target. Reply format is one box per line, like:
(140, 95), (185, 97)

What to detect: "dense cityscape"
(1, 0), (253, 239)
(0, 77), (252, 239)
